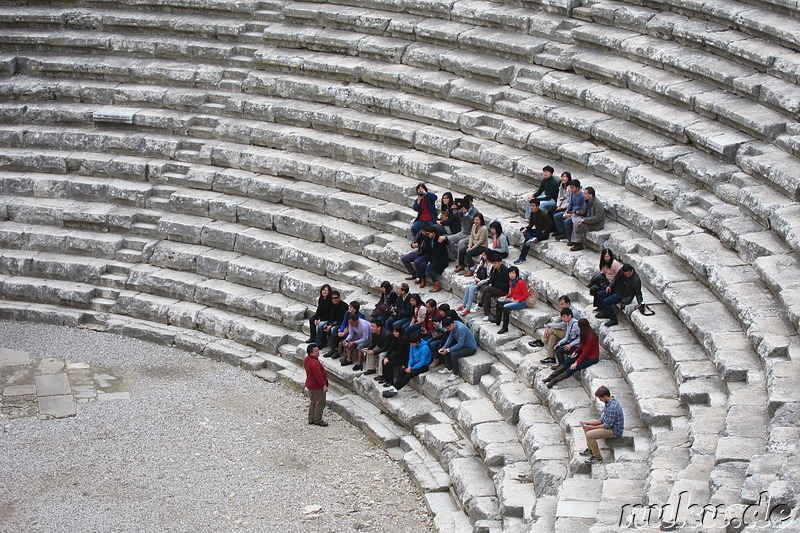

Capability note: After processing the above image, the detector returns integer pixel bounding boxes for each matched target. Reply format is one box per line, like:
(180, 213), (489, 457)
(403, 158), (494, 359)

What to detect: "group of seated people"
(305, 281), (480, 392)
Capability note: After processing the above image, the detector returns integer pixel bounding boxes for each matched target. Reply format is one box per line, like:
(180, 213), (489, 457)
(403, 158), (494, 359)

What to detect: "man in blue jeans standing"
(597, 264), (643, 327)
(437, 318), (478, 382)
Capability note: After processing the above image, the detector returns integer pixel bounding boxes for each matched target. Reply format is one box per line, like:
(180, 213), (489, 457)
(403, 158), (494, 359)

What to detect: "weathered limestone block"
(226, 255), (286, 292)
(233, 227), (285, 262)
(449, 456), (496, 509)
(157, 214), (207, 244)
(114, 292), (176, 324)
(166, 301), (206, 330)
(195, 249), (241, 280)
(492, 381), (539, 424)
(522, 423), (566, 459)
(455, 398), (504, 433)
(229, 316), (288, 354)
(471, 420), (518, 454)
(194, 278), (263, 315)
(143, 268), (205, 301)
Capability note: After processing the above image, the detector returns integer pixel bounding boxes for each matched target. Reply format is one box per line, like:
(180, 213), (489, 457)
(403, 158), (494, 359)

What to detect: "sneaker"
(524, 238), (538, 246)
(579, 448), (593, 456)
(438, 368), (452, 374)
(482, 316), (490, 322)
(382, 387), (398, 398)
(312, 420), (329, 427)
(460, 309), (472, 316)
(539, 357), (556, 364)
(457, 305), (465, 311)
(513, 258), (526, 265)
(585, 455), (603, 465)
(446, 374), (459, 382)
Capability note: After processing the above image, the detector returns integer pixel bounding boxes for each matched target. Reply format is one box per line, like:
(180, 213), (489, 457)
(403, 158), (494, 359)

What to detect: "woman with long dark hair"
(372, 280), (398, 325)
(307, 283), (333, 345)
(378, 323), (410, 386)
(436, 192), (461, 235)
(543, 318), (599, 388)
(494, 266), (528, 334)
(589, 249), (622, 309)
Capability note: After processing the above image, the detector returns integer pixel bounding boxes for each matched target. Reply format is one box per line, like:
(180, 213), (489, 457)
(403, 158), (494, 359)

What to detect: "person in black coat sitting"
(479, 253), (509, 323)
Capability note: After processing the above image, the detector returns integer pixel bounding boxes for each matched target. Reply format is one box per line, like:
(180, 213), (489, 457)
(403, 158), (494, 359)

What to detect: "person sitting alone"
(543, 318), (599, 388)
(579, 386), (625, 465)
(382, 332), (431, 397)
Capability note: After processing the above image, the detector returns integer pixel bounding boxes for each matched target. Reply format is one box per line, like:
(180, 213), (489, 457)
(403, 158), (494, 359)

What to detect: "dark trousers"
(394, 366), (429, 391)
(602, 293), (624, 323)
(383, 358), (406, 383)
(518, 229), (549, 261)
(308, 388), (326, 423)
(480, 287), (505, 317)
(555, 344), (577, 365)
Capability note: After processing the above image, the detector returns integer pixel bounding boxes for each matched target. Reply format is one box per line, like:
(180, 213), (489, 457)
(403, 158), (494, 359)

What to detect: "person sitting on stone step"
(434, 191), (461, 235)
(525, 165), (559, 218)
(480, 254), (510, 323)
(382, 332), (432, 398)
(342, 313), (371, 370)
(529, 295), (580, 349)
(458, 250), (491, 315)
(306, 283), (333, 345)
(589, 249), (622, 310)
(568, 186), (605, 252)
(421, 300), (445, 366)
(550, 171), (572, 221)
(411, 183), (437, 240)
(331, 301), (363, 359)
(455, 212), (488, 274)
(371, 280), (397, 326)
(403, 293), (427, 336)
(540, 307), (579, 365)
(385, 282), (411, 330)
(544, 318), (599, 388)
(597, 264), (643, 327)
(418, 225), (449, 292)
(579, 386), (625, 465)
(378, 324), (409, 386)
(401, 228), (429, 284)
(428, 306), (459, 356)
(321, 291), (348, 358)
(447, 195), (479, 261)
(361, 319), (391, 376)
(495, 266), (528, 335)
(515, 199), (554, 264)
(486, 220), (509, 263)
(437, 318), (478, 382)
(553, 178), (585, 242)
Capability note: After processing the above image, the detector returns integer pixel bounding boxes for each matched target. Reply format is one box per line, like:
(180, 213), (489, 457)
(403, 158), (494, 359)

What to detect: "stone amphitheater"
(0, 0), (799, 530)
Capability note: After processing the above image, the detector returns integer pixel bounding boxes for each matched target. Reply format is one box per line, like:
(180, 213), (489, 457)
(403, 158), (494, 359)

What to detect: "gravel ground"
(0, 321), (434, 533)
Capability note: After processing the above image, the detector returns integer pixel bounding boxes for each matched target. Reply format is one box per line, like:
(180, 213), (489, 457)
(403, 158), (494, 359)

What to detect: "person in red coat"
(543, 318), (599, 388)
(304, 344), (329, 426)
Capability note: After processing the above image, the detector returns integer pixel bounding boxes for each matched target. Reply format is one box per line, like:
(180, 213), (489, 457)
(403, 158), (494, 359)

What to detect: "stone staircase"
(1, 0), (800, 530)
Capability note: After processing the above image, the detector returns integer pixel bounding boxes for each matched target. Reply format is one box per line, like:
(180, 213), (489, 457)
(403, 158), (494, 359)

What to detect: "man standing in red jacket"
(304, 344), (329, 427)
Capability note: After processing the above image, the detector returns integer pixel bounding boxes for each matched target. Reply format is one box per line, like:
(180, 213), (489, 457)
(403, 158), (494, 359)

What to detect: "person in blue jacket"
(382, 333), (431, 397)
